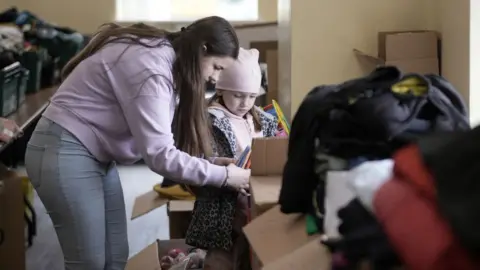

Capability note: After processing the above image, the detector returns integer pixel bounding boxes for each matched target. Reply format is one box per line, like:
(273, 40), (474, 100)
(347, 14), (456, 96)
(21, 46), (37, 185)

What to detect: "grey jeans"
(25, 117), (129, 270)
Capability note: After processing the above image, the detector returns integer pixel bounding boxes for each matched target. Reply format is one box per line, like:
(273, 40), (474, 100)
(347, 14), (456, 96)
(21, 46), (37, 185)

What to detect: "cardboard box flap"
(131, 190), (168, 219)
(250, 176), (281, 210)
(243, 205), (320, 265)
(262, 239), (331, 270)
(353, 48), (385, 65)
(250, 137), (288, 176)
(125, 241), (160, 270)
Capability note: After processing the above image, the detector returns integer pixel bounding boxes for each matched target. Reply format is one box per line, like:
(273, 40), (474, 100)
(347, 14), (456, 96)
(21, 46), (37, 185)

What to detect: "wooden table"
(0, 87), (57, 153)
(8, 87), (57, 130)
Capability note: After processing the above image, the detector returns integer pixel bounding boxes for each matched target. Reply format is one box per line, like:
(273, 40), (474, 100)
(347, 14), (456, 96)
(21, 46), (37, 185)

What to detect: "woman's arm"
(110, 46), (227, 187)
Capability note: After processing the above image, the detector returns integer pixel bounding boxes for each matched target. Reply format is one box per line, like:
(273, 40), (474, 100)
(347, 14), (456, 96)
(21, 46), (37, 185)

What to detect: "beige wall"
(10, 0), (277, 34)
(279, 0), (432, 117)
(278, 0), (473, 122)
(428, 0), (471, 122)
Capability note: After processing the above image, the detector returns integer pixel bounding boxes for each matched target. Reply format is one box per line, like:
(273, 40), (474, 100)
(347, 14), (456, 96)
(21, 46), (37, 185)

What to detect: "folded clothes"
(322, 199), (401, 270)
(160, 248), (206, 270)
(153, 184), (196, 200)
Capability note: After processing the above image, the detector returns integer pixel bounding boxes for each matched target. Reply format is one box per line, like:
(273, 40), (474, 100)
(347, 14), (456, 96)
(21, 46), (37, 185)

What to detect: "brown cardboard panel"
(131, 190), (168, 219)
(250, 137), (288, 176)
(126, 241), (160, 270)
(168, 201), (194, 239)
(0, 168), (25, 270)
(386, 58), (439, 75)
(377, 30), (432, 59)
(262, 239), (331, 270)
(355, 30), (439, 75)
(250, 176), (281, 213)
(353, 49), (385, 65)
(382, 31), (438, 61)
(243, 206), (320, 265)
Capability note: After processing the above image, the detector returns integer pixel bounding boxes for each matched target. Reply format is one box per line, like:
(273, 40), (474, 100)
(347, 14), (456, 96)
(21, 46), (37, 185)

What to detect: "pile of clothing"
(280, 66), (479, 269)
(0, 7), (85, 70)
(0, 24), (24, 69)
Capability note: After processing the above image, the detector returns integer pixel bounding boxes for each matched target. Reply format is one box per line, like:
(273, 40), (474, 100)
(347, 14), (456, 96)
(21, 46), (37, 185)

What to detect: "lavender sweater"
(43, 40), (226, 187)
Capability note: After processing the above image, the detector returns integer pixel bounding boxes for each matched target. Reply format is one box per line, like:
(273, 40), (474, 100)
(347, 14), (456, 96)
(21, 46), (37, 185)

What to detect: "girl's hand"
(212, 157), (236, 166)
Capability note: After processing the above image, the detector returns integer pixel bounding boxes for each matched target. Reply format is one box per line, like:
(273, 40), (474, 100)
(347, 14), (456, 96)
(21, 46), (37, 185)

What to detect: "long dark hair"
(62, 16), (240, 158)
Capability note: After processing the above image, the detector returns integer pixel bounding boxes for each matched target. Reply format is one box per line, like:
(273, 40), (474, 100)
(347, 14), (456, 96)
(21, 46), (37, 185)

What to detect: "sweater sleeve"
(110, 46), (226, 187)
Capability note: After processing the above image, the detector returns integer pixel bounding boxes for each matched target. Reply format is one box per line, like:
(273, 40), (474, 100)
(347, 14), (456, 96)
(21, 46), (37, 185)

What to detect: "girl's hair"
(208, 93), (262, 132)
(61, 16), (240, 158)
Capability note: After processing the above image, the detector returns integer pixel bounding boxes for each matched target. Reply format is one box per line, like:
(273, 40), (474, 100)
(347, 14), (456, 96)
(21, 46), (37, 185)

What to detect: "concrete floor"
(20, 165), (169, 270)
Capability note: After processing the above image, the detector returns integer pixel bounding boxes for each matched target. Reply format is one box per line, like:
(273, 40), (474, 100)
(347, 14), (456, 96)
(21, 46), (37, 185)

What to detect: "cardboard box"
(243, 206), (325, 268)
(131, 190), (194, 239)
(249, 137), (288, 216)
(126, 239), (194, 270)
(354, 31), (439, 75)
(0, 166), (25, 270)
(167, 200), (194, 239)
(263, 239), (331, 270)
(131, 189), (169, 219)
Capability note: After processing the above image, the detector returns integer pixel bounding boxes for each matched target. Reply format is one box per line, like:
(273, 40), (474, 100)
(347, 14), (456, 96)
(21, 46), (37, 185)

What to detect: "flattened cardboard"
(262, 239), (331, 270)
(125, 241), (160, 270)
(131, 190), (168, 219)
(243, 206), (320, 265)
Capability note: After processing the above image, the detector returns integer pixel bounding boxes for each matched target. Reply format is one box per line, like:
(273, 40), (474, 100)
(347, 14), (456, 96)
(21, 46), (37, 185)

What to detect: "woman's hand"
(225, 164), (250, 192)
(0, 118), (21, 143)
(212, 157), (236, 166)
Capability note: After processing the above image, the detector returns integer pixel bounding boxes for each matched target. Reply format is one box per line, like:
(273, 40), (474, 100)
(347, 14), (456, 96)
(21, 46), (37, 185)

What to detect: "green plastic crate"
(17, 69), (29, 107)
(21, 48), (45, 94)
(0, 62), (22, 117)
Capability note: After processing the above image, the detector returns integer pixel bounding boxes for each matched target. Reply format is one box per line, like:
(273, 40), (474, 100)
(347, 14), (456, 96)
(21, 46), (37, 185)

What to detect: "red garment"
(372, 145), (479, 270)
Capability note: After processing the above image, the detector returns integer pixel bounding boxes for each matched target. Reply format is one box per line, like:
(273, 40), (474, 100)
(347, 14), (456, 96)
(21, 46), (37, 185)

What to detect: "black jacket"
(279, 66), (470, 227)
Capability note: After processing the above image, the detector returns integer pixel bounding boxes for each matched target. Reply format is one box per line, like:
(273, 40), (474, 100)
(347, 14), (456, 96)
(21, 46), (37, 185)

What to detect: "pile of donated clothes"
(280, 66), (480, 269)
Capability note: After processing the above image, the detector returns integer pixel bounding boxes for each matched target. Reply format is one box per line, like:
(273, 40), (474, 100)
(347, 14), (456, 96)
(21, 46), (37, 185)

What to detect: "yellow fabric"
(153, 184), (196, 200)
(21, 176), (34, 218)
(391, 77), (428, 96)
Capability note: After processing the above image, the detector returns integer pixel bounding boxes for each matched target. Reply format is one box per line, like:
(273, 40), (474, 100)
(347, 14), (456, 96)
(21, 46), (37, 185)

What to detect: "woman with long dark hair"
(24, 16), (250, 270)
